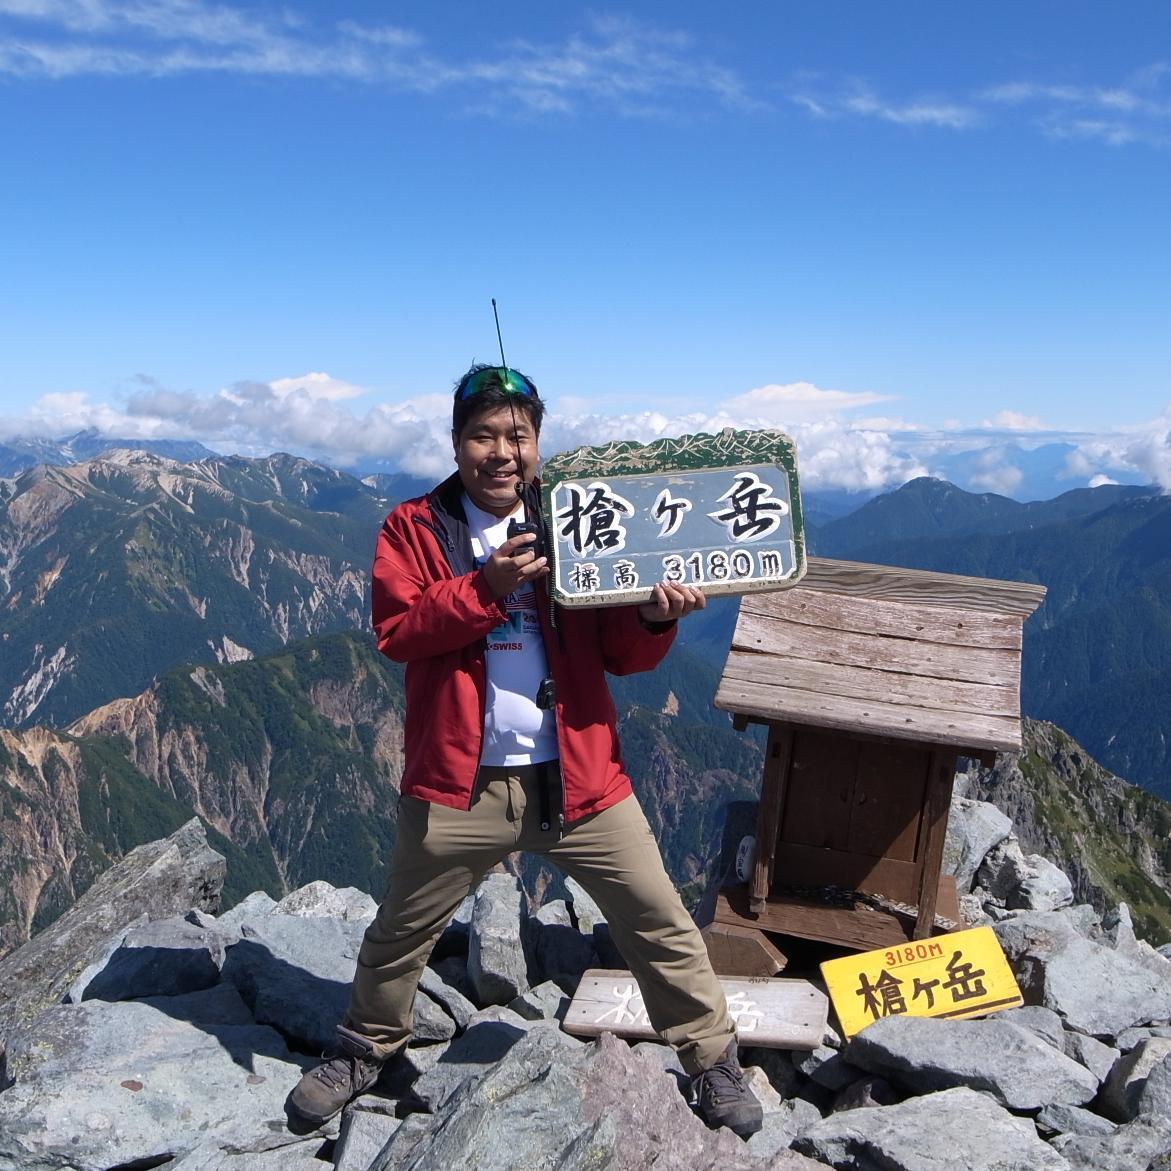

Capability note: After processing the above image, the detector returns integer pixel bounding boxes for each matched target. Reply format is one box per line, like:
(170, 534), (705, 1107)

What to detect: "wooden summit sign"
(540, 428), (805, 608)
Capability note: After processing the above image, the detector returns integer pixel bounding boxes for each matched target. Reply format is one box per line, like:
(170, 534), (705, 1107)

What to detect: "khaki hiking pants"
(346, 763), (735, 1075)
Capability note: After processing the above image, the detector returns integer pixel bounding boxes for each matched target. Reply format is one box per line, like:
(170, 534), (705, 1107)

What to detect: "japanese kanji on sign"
(819, 925), (1024, 1039)
(540, 428), (805, 608)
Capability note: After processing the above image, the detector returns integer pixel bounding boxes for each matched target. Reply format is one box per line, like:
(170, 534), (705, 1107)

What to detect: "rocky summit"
(2, 796), (1171, 1171)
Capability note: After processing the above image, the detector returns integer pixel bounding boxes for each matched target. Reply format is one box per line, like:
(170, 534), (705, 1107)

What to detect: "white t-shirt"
(464, 496), (559, 766)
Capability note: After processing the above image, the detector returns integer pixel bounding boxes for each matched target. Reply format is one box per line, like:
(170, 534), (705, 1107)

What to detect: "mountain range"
(2, 442), (1169, 964)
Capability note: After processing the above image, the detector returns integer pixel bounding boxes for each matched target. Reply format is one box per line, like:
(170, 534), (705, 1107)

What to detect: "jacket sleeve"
(597, 605), (676, 676)
(372, 514), (507, 663)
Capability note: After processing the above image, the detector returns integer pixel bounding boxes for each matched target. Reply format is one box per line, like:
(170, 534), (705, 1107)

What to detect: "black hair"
(451, 363), (545, 438)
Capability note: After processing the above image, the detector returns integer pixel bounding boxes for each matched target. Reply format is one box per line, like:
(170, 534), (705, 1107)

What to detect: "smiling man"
(289, 364), (762, 1138)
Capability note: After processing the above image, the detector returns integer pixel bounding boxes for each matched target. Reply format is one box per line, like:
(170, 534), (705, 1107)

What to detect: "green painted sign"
(540, 427), (805, 608)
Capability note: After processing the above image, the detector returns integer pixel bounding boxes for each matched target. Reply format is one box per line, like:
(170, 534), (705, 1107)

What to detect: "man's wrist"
(637, 611), (676, 633)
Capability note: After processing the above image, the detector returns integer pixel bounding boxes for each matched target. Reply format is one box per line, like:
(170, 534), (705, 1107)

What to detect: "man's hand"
(637, 581), (706, 626)
(482, 533), (549, 599)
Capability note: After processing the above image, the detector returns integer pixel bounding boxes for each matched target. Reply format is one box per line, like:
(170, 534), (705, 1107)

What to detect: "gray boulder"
(216, 890), (278, 931)
(1036, 1103), (1118, 1137)
(0, 999), (312, 1171)
(411, 1013), (564, 1111)
(997, 1004), (1066, 1050)
(0, 818), (225, 1036)
(167, 1138), (329, 1169)
(846, 1015), (1098, 1109)
(1051, 1113), (1171, 1171)
(335, 1107), (401, 1171)
(994, 911), (1171, 1037)
(78, 915), (230, 1002)
(467, 872), (530, 1005)
(275, 880), (377, 922)
(1100, 1038), (1171, 1121)
(1064, 1030), (1120, 1084)
(372, 1029), (781, 1171)
(977, 836), (1074, 911)
(418, 963), (477, 1030)
(508, 978), (571, 1022)
(221, 912), (366, 1052)
(944, 797), (1013, 891)
(794, 1085), (1071, 1170)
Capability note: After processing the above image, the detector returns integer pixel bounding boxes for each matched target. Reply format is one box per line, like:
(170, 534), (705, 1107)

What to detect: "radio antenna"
(491, 298), (508, 370)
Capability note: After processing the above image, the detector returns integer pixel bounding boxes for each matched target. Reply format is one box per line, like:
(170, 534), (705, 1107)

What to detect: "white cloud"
(980, 410), (1046, 431)
(0, 4), (754, 116)
(789, 79), (977, 130)
(1089, 474), (1119, 488)
(8, 374), (1170, 498)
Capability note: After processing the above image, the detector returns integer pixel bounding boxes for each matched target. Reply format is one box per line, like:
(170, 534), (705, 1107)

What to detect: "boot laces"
(696, 1058), (745, 1106)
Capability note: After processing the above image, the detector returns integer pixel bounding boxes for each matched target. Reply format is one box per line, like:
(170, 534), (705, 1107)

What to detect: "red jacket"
(371, 474), (676, 823)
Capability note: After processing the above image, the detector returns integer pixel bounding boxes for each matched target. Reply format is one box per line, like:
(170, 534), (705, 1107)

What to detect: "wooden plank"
(914, 750), (958, 939)
(717, 889), (917, 952)
(716, 884), (961, 953)
(714, 676), (1023, 754)
(739, 588), (1024, 651)
(850, 741), (931, 862)
(721, 650), (1020, 719)
(750, 725), (793, 913)
(802, 557), (1047, 618)
(564, 969), (827, 1051)
(773, 843), (925, 905)
(701, 922), (788, 977)
(730, 608), (1019, 687)
(780, 730), (859, 854)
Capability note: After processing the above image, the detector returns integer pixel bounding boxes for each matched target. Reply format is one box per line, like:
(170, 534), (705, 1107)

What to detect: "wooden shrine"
(700, 556), (1046, 972)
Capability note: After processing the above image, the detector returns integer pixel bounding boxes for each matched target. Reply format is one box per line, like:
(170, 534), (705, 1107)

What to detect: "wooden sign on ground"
(563, 969), (827, 1050)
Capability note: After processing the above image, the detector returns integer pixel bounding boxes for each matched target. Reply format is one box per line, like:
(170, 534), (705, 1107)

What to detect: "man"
(290, 364), (762, 1138)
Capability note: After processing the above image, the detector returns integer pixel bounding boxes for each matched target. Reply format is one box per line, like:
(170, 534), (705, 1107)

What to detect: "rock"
(794, 1085), (1071, 1170)
(411, 1013), (563, 1111)
(845, 1015), (1099, 1109)
(565, 877), (606, 933)
(1100, 1038), (1171, 1121)
(796, 1044), (862, 1092)
(276, 880), (377, 923)
(335, 1107), (401, 1171)
(944, 797), (1012, 891)
(998, 1004), (1066, 1050)
(740, 1045), (802, 1099)
(832, 1074), (901, 1111)
(535, 898), (573, 928)
(1137, 1054), (1171, 1120)
(958, 892), (991, 927)
(418, 963), (477, 1030)
(0, 818), (225, 1036)
(744, 1063), (784, 1112)
(1036, 1103), (1118, 1137)
(0, 999), (313, 1170)
(508, 978), (570, 1022)
(1063, 1030), (1119, 1084)
(994, 912), (1171, 1037)
(1051, 1113), (1171, 1171)
(63, 911), (150, 1003)
(1106, 903), (1171, 982)
(411, 987), (457, 1043)
(220, 913), (366, 1052)
(745, 1097), (824, 1160)
(977, 836), (1074, 911)
(167, 1138), (330, 1169)
(216, 890), (278, 931)
(79, 915), (230, 1002)
(138, 983), (257, 1026)
(430, 954), (481, 1008)
(467, 872), (530, 1005)
(432, 893), (476, 960)
(531, 913), (599, 987)
(372, 1030), (773, 1171)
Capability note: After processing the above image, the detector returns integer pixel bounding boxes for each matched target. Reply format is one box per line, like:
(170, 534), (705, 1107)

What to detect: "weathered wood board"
(563, 969), (827, 1050)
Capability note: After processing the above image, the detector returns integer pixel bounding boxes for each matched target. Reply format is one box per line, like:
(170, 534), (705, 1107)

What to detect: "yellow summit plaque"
(820, 925), (1023, 1039)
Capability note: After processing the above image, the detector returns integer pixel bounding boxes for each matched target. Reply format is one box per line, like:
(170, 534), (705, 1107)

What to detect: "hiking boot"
(692, 1041), (763, 1139)
(289, 1024), (384, 1126)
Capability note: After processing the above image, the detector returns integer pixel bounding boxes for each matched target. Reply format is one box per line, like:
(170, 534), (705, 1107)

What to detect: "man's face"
(453, 403), (540, 517)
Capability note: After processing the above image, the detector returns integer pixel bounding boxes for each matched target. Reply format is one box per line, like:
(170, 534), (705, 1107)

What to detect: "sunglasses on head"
(457, 367), (538, 401)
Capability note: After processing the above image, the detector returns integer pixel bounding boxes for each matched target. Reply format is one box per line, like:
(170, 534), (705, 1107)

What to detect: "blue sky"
(2, 1), (1170, 494)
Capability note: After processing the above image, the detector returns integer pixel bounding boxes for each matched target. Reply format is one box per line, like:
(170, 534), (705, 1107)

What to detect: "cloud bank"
(3, 372), (1168, 497)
